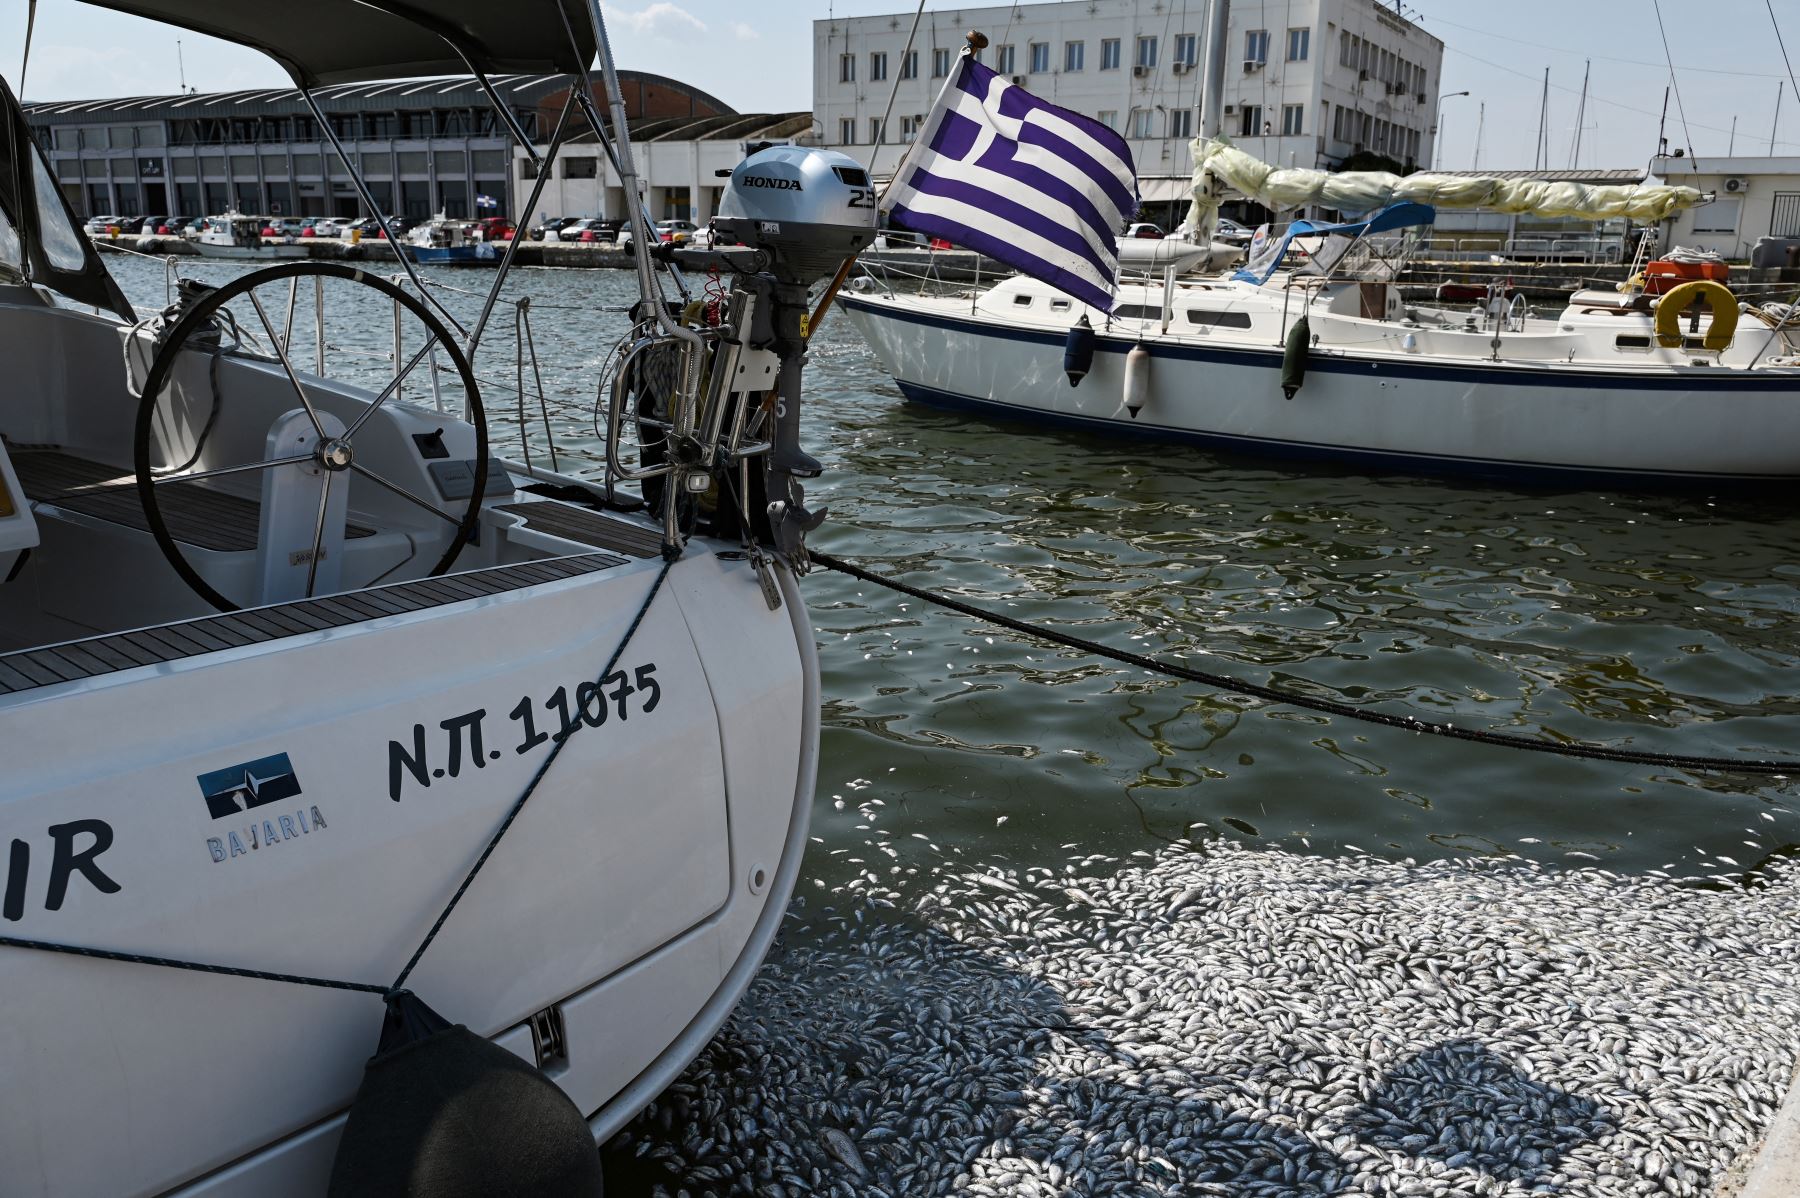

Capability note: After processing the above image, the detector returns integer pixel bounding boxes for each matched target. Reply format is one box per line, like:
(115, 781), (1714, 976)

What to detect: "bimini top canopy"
(76, 0), (598, 87)
(1233, 202), (1436, 286)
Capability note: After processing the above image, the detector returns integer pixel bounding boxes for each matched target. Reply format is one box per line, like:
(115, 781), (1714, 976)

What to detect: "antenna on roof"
(177, 37), (187, 94)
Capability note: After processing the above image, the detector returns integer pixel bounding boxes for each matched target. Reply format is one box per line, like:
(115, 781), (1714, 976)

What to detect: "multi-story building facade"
(813, 0), (1445, 185)
(24, 71), (732, 221)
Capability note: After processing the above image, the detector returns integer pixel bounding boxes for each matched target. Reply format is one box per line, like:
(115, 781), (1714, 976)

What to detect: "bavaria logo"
(741, 174), (802, 191)
(197, 753), (303, 820)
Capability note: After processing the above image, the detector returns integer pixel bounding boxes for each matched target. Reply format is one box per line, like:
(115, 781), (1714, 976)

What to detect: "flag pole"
(809, 28), (988, 338)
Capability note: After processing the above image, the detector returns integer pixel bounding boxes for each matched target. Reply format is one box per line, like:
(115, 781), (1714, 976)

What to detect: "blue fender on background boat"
(1063, 315), (1095, 387)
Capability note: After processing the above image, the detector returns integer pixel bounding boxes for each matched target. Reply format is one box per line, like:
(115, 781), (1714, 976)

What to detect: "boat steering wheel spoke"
(134, 262), (488, 612)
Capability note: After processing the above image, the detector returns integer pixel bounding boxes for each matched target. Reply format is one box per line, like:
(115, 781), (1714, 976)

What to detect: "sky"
(2, 0), (1796, 170)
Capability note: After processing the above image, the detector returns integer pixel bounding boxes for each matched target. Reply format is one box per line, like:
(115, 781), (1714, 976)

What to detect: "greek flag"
(883, 54), (1138, 311)
(475, 193), (498, 210)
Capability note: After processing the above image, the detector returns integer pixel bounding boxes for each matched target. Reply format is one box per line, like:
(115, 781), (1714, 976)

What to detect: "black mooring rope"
(810, 551), (1796, 778)
(2, 557), (678, 997)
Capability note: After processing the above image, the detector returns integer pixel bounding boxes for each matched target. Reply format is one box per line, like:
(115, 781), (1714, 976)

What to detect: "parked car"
(617, 219), (698, 252)
(875, 229), (930, 250)
(1124, 222), (1165, 240)
(154, 216), (193, 236)
(472, 216), (515, 242)
(550, 217), (609, 242)
(530, 216), (577, 241)
(83, 215), (119, 235)
(1214, 217), (1253, 246)
(298, 217), (334, 238)
(136, 215), (168, 236)
(341, 217), (381, 237)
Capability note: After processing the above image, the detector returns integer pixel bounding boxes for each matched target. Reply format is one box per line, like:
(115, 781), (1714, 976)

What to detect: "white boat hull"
(842, 294), (1800, 484)
(1, 549), (816, 1196)
(191, 240), (312, 260)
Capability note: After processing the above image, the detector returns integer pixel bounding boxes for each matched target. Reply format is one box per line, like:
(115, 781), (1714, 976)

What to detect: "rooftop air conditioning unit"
(1223, 103), (1237, 115)
(1724, 177), (1748, 193)
(1244, 60), (1263, 72)
(1012, 75), (1026, 85)
(1133, 64), (1149, 76)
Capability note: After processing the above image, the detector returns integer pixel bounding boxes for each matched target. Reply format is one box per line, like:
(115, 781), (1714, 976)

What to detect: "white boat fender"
(327, 990), (605, 1196)
(1063, 314), (1096, 387)
(1281, 316), (1310, 399)
(1123, 344), (1150, 418)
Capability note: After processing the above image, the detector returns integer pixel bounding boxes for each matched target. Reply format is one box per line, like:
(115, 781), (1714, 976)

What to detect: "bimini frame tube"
(303, 88), (468, 337)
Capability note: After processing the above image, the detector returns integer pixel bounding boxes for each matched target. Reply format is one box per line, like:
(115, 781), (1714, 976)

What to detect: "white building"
(1649, 155), (1800, 262)
(812, 0), (1445, 191)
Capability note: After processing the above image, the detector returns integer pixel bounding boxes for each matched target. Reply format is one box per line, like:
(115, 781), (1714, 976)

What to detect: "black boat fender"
(1281, 316), (1310, 399)
(1063, 314), (1095, 387)
(328, 991), (605, 1197)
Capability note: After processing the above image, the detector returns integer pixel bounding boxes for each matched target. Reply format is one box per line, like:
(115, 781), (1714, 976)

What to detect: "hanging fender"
(1281, 316), (1310, 399)
(1654, 280), (1737, 352)
(1063, 314), (1096, 387)
(1123, 344), (1150, 418)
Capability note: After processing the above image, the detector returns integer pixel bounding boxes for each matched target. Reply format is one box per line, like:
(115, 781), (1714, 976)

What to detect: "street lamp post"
(1432, 90), (1471, 170)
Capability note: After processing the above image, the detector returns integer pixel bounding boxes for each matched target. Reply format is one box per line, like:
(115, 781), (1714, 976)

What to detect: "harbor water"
(103, 258), (1800, 1195)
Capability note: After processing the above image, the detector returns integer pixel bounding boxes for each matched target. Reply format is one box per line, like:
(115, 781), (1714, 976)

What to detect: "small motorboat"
(404, 211), (499, 265)
(190, 212), (312, 260)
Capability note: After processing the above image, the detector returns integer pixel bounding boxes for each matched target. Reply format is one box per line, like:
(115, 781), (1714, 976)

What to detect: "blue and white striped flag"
(883, 54), (1138, 311)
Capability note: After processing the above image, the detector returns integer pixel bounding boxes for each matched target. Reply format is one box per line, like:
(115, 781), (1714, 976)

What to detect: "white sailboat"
(842, 4), (1800, 486)
(0, 3), (868, 1194)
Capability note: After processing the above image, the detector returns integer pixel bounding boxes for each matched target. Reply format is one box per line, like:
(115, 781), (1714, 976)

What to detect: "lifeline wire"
(0, 556), (677, 996)
(810, 551), (1795, 778)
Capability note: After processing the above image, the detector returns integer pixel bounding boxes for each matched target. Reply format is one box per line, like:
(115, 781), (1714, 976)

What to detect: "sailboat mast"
(1568, 59), (1589, 169)
(1774, 80), (1785, 155)
(1534, 67), (1549, 170)
(1198, 0), (1230, 141)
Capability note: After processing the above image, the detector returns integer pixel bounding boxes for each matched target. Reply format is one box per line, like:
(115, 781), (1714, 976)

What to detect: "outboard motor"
(650, 147), (876, 564)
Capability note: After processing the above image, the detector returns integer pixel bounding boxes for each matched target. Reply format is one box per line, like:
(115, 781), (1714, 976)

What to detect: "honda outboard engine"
(713, 147), (878, 285)
(629, 147), (875, 569)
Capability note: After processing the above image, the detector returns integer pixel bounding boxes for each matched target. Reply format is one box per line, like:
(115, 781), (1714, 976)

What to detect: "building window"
(1030, 42), (1050, 73)
(995, 44), (1016, 74)
(1065, 41), (1084, 71)
(1169, 109), (1193, 138)
(1132, 108), (1155, 138)
(901, 50), (918, 80)
(1287, 28), (1309, 62)
(1101, 38), (1121, 70)
(1097, 109), (1118, 130)
(1282, 104), (1304, 135)
(870, 117), (884, 143)
(1245, 30), (1269, 64)
(840, 53), (855, 83)
(870, 52), (887, 82)
(1239, 104), (1263, 138)
(1341, 31), (1354, 67)
(1136, 36), (1158, 68)
(561, 156), (596, 179)
(933, 47), (952, 77)
(1174, 34), (1197, 65)
(1693, 197), (1741, 233)
(839, 117), (855, 145)
(900, 115), (918, 142)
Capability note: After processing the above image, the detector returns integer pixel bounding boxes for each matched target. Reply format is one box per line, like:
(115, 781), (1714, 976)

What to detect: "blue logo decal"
(197, 753), (302, 820)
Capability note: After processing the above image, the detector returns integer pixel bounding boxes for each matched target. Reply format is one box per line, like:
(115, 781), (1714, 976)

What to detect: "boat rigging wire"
(1649, 0), (1696, 160)
(1768, 0), (1800, 123)
(809, 552), (1796, 778)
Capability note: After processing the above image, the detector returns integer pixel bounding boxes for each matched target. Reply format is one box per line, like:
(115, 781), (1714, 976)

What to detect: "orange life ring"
(1654, 280), (1737, 352)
